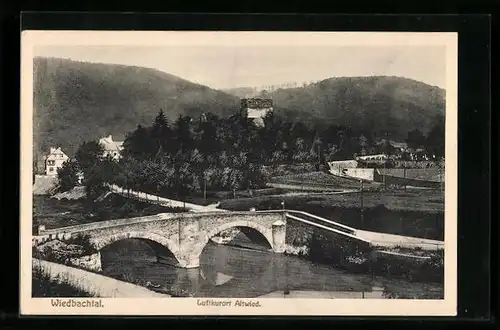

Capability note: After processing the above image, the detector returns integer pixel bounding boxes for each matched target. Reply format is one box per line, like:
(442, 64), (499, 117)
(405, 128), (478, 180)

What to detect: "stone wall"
(328, 160), (359, 175)
(345, 168), (375, 181)
(284, 218), (373, 267)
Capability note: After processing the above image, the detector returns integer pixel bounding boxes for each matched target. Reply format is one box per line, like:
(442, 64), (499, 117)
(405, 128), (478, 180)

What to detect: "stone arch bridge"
(35, 211), (287, 269)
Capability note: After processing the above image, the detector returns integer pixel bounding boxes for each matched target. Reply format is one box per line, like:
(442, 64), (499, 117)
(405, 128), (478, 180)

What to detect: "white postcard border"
(20, 30), (458, 316)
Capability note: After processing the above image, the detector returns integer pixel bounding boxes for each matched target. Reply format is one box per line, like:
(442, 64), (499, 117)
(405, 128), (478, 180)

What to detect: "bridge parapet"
(35, 210), (288, 270)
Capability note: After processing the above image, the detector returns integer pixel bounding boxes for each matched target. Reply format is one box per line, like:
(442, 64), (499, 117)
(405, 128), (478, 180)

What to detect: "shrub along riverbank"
(284, 219), (444, 284)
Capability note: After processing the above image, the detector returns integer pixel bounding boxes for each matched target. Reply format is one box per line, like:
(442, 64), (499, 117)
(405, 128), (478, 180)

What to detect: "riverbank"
(289, 223), (443, 283)
(32, 258), (167, 298)
(32, 261), (97, 297)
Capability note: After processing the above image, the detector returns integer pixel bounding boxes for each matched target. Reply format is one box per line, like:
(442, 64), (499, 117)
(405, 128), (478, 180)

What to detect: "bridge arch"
(193, 220), (275, 262)
(92, 231), (181, 265)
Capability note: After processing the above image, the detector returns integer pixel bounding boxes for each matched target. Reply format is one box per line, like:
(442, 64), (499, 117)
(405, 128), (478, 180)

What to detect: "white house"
(99, 135), (124, 160)
(356, 154), (388, 161)
(45, 147), (69, 176)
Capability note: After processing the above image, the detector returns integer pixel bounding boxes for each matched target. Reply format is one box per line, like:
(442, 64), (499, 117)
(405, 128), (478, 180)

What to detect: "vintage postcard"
(20, 31), (457, 316)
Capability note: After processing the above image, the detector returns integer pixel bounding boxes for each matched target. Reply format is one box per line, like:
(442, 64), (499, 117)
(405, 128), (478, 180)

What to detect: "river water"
(100, 233), (443, 299)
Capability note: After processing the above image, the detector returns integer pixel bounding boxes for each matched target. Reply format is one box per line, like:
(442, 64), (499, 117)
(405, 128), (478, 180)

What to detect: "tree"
(358, 134), (368, 155)
(291, 122), (312, 149)
(74, 141), (104, 176)
(150, 109), (171, 155)
(57, 159), (80, 192)
(121, 124), (154, 160)
(425, 116), (445, 159)
(259, 112), (283, 163)
(325, 144), (340, 162)
(174, 115), (194, 153)
(405, 129), (426, 150)
(311, 134), (324, 163)
(378, 139), (395, 155)
(194, 113), (220, 155)
(83, 160), (107, 201)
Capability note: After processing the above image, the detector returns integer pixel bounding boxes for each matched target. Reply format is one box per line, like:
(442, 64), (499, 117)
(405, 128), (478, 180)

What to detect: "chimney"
(108, 135), (113, 141)
(49, 147), (56, 154)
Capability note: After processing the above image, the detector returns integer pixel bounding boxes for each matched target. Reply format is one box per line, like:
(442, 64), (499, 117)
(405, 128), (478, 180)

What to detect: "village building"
(45, 147), (69, 176)
(390, 141), (408, 152)
(241, 98), (273, 127)
(99, 135), (124, 160)
(356, 154), (388, 161)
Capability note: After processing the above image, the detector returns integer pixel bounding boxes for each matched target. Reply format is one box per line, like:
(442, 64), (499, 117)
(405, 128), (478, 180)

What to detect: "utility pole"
(439, 161), (444, 192)
(317, 140), (321, 169)
(203, 177), (207, 201)
(403, 165), (407, 192)
(360, 180), (364, 226)
(383, 159), (387, 187)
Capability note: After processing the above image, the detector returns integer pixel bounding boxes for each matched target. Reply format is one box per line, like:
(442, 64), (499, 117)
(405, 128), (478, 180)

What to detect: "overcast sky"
(35, 45), (446, 90)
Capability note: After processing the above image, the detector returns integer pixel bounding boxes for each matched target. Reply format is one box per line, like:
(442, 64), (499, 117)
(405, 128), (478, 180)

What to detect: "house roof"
(99, 135), (124, 151)
(46, 147), (68, 160)
(357, 154), (388, 159)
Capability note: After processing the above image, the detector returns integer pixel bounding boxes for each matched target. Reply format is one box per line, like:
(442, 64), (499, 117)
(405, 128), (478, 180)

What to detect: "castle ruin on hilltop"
(240, 98), (273, 127)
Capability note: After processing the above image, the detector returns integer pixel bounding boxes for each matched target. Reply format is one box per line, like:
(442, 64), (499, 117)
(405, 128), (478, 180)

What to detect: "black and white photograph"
(21, 31), (457, 316)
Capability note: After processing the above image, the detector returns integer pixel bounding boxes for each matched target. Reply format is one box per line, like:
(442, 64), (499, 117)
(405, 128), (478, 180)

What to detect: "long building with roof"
(98, 135), (124, 160)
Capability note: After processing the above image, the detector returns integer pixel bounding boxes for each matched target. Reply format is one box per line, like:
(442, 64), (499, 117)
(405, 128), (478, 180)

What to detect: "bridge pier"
(272, 220), (287, 253)
(176, 252), (202, 269)
(176, 218), (204, 268)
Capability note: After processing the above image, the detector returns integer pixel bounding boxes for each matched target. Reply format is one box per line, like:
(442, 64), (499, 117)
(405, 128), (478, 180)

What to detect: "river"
(100, 233), (443, 299)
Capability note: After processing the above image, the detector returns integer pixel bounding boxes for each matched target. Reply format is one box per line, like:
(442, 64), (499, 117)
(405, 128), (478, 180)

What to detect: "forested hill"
(33, 57), (241, 159)
(253, 76), (445, 141)
(33, 57), (445, 165)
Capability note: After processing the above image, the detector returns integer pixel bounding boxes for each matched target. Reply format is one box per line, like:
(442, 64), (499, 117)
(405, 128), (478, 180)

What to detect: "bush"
(308, 231), (374, 271)
(367, 249), (444, 283)
(64, 233), (98, 254)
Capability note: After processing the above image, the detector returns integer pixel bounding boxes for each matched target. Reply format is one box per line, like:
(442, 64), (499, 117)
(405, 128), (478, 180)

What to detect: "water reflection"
(100, 236), (443, 299)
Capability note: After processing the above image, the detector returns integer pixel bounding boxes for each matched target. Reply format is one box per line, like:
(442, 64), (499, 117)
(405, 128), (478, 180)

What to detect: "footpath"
(355, 229), (444, 251)
(106, 184), (226, 213)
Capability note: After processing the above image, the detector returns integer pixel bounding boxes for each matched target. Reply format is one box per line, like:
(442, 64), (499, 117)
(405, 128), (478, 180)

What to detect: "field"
(269, 171), (381, 190)
(219, 189), (444, 240)
(219, 189), (444, 213)
(178, 188), (285, 206)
